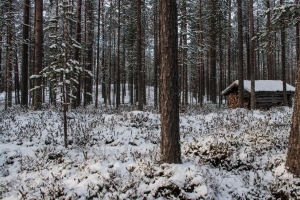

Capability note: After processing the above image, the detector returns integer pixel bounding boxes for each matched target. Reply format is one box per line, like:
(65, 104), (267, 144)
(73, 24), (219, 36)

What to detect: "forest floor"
(1, 102), (300, 199)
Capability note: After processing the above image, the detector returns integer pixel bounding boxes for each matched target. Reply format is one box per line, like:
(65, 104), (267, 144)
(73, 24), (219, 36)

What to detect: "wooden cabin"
(221, 80), (295, 109)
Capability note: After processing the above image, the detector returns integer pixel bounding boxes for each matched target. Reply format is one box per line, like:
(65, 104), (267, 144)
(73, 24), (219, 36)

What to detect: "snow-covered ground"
(1, 104), (300, 199)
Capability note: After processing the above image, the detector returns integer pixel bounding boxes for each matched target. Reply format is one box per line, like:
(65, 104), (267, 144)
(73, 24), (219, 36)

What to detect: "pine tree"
(116, 0), (121, 108)
(209, 0), (217, 104)
(250, 0), (255, 110)
(84, 0), (94, 106)
(6, 0), (13, 108)
(42, 0), (82, 147)
(32, 0), (43, 110)
(237, 0), (244, 108)
(137, 0), (143, 110)
(21, 0), (30, 107)
(160, 0), (181, 164)
(73, 0), (82, 107)
(280, 0), (287, 106)
(95, 0), (101, 108)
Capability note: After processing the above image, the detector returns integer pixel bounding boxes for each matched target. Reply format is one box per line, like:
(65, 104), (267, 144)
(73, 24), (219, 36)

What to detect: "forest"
(1, 0), (300, 199)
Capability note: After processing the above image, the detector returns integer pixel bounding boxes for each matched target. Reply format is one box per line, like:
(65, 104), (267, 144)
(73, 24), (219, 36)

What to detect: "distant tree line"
(0, 0), (299, 110)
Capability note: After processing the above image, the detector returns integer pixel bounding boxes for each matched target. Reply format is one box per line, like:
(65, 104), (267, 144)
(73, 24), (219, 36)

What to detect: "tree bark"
(33, 0), (43, 110)
(266, 0), (272, 80)
(280, 0), (287, 106)
(0, 34), (2, 93)
(73, 0), (81, 107)
(160, 0), (181, 164)
(250, 0), (256, 110)
(198, 0), (204, 106)
(137, 0), (143, 110)
(182, 0), (188, 106)
(116, 0), (121, 108)
(101, 0), (106, 105)
(296, 0), (300, 65)
(85, 0), (94, 106)
(227, 0), (231, 87)
(21, 0), (30, 107)
(14, 52), (20, 104)
(286, 58), (300, 176)
(237, 0), (244, 108)
(154, 0), (159, 109)
(95, 0), (101, 108)
(209, 0), (217, 104)
(218, 18), (223, 107)
(6, 0), (13, 108)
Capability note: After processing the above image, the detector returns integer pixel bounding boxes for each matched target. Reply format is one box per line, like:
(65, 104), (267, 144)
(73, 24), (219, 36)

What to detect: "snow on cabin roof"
(221, 80), (295, 95)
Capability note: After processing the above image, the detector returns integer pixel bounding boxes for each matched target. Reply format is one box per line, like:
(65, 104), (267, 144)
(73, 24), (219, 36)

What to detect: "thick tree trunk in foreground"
(296, 0), (300, 66)
(159, 0), (181, 164)
(286, 60), (300, 176)
(33, 0), (43, 110)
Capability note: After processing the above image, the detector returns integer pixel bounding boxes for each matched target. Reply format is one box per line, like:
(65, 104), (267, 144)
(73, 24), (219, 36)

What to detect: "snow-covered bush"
(1, 106), (300, 199)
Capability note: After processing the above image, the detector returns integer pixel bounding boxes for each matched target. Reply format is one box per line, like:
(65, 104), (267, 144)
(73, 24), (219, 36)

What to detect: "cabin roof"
(221, 80), (295, 95)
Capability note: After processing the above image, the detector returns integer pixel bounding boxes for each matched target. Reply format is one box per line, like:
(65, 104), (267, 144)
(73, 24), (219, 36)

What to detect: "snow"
(0, 98), (300, 198)
(222, 80), (295, 95)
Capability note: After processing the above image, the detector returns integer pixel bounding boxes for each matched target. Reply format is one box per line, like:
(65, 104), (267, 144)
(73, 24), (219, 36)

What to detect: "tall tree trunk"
(21, 0), (30, 107)
(179, 33), (183, 104)
(0, 7), (2, 94)
(33, 0), (43, 110)
(237, 0), (244, 108)
(160, 0), (181, 164)
(112, 29), (116, 107)
(14, 52), (20, 104)
(182, 0), (188, 106)
(122, 31), (126, 104)
(210, 0), (217, 104)
(0, 34), (2, 93)
(95, 0), (101, 108)
(101, 0), (106, 104)
(246, 33), (250, 80)
(286, 56), (300, 176)
(227, 0), (231, 87)
(206, 52), (210, 101)
(256, 13), (260, 80)
(116, 0), (121, 108)
(85, 0), (94, 106)
(218, 22), (223, 106)
(6, 0), (13, 108)
(137, 0), (143, 110)
(198, 0), (204, 106)
(280, 0), (287, 106)
(142, 6), (147, 106)
(250, 0), (255, 110)
(154, 0), (159, 109)
(266, 0), (272, 80)
(296, 0), (300, 66)
(73, 0), (81, 107)
(29, 16), (34, 106)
